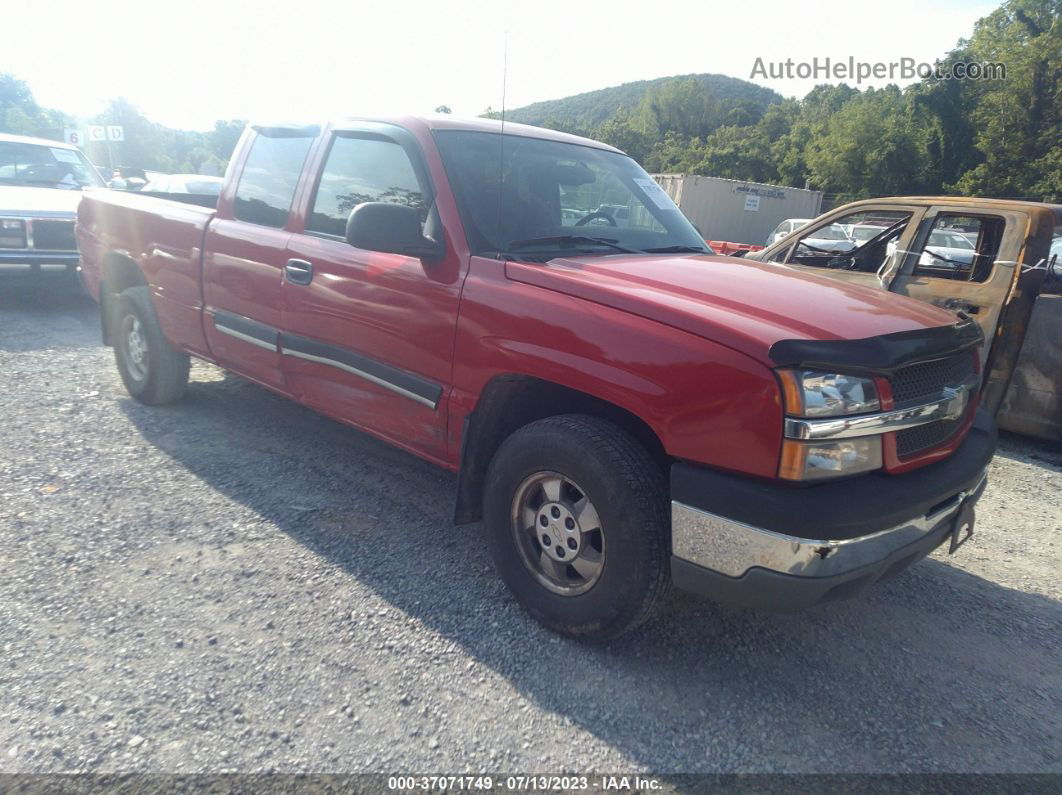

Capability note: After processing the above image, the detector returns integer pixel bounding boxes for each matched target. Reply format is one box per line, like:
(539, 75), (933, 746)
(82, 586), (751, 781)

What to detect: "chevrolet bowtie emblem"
(941, 384), (969, 421)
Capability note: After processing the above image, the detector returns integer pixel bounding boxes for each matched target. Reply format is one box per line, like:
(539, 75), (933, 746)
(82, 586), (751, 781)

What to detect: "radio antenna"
(500, 29), (508, 131)
(495, 29), (508, 253)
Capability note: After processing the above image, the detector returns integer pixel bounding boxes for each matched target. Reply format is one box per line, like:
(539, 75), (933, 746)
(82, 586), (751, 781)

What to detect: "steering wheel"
(574, 211), (617, 227)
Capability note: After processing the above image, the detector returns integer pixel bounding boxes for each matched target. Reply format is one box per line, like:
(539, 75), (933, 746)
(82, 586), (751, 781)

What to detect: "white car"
(766, 218), (811, 246)
(0, 132), (106, 279)
(919, 229), (977, 271)
(795, 221), (857, 254)
(143, 174), (224, 196)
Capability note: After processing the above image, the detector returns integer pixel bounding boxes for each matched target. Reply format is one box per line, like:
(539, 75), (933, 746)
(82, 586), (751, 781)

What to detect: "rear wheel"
(484, 415), (670, 641)
(114, 286), (190, 405)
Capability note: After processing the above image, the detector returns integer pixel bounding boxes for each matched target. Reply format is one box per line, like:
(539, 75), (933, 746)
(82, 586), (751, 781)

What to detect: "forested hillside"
(497, 0), (1060, 203)
(495, 73), (783, 131)
(1, 0), (1057, 202)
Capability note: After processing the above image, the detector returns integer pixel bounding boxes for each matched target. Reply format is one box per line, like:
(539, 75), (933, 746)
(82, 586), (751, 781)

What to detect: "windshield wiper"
(922, 248), (968, 267)
(641, 245), (710, 254)
(506, 235), (641, 254)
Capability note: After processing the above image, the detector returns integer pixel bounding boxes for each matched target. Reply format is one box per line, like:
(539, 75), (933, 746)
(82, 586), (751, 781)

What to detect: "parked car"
(848, 222), (890, 243)
(593, 203), (631, 226)
(797, 221), (858, 253)
(78, 117), (1002, 639)
(0, 132), (105, 279)
(919, 228), (978, 270)
(142, 174), (224, 196)
(766, 217), (810, 245)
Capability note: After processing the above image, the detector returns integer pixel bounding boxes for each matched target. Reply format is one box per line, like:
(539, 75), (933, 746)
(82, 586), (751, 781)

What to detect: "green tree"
(802, 86), (933, 198)
(0, 72), (69, 139)
(694, 125), (777, 183)
(593, 112), (651, 162)
(950, 0), (1061, 199)
(208, 120), (246, 163)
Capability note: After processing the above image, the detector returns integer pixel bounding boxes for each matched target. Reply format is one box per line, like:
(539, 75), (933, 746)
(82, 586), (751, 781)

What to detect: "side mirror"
(345, 202), (444, 261)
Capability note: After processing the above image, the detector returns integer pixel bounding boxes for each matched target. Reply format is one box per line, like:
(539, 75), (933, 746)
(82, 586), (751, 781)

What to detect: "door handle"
(284, 259), (314, 285)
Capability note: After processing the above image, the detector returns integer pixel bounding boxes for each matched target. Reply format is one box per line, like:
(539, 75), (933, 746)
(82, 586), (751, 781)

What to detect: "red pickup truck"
(76, 116), (996, 640)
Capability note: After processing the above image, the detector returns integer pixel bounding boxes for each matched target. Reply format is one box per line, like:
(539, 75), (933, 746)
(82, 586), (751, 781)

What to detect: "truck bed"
(76, 188), (217, 353)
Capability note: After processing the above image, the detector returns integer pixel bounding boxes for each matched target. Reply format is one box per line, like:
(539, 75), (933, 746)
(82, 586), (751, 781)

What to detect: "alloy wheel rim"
(510, 471), (605, 596)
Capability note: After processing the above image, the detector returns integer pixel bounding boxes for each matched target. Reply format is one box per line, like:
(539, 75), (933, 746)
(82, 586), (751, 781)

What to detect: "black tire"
(484, 414), (670, 641)
(113, 286), (190, 405)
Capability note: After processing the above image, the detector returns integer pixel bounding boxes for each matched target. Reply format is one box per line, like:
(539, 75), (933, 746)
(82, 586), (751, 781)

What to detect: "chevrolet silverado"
(76, 117), (1012, 639)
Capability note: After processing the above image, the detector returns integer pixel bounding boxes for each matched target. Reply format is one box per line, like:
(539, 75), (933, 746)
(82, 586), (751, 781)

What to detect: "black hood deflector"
(768, 314), (983, 374)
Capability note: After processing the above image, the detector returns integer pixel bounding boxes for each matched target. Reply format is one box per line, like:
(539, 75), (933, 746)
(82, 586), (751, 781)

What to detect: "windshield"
(434, 130), (708, 259)
(0, 141), (105, 189)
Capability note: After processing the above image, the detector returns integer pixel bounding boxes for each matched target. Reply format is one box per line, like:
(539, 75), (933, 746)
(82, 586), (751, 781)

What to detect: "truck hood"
(0, 186), (83, 216)
(505, 253), (962, 365)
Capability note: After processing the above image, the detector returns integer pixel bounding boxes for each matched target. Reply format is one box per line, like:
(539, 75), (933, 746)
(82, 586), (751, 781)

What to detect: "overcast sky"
(12, 0), (997, 131)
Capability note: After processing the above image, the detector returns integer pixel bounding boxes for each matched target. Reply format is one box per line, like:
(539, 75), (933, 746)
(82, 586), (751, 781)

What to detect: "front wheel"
(484, 415), (670, 641)
(113, 286), (190, 405)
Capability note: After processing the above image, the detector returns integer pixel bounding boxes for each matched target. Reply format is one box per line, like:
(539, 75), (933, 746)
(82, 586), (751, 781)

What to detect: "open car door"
(887, 202), (1052, 413)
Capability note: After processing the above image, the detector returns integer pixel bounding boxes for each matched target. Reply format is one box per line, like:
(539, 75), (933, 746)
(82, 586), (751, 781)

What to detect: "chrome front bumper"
(672, 471), (987, 581)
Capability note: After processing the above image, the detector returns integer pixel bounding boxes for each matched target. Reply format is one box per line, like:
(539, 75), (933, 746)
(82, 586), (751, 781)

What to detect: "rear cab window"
(233, 131), (314, 228)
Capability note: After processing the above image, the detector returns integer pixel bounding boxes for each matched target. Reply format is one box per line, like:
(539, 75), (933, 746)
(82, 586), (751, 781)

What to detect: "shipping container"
(652, 174), (824, 246)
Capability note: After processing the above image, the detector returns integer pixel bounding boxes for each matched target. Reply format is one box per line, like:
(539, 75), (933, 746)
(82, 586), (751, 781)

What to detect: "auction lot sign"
(65, 126), (125, 147)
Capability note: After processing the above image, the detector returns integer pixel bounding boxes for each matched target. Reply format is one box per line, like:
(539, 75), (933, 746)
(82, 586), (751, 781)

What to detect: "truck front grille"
(889, 349), (978, 458)
(890, 350), (977, 408)
(32, 220), (77, 251)
(896, 417), (965, 457)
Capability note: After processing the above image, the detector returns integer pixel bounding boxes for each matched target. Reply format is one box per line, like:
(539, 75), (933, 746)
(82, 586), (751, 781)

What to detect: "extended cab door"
(890, 205), (1049, 412)
(201, 126), (316, 391)
(278, 123), (463, 462)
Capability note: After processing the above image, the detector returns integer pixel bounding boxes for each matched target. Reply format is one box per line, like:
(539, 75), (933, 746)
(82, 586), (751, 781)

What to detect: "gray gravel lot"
(1, 282), (1060, 775)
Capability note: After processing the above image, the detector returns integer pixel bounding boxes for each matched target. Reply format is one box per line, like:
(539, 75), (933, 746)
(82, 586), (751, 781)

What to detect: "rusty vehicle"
(745, 198), (1062, 440)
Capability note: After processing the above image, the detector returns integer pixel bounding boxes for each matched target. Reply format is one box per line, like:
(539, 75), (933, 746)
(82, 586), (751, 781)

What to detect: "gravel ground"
(1, 282), (1060, 775)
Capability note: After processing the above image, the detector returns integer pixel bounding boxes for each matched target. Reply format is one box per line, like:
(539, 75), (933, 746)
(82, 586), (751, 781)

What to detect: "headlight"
(780, 436), (883, 481)
(777, 369), (883, 481)
(0, 219), (26, 249)
(777, 369), (880, 417)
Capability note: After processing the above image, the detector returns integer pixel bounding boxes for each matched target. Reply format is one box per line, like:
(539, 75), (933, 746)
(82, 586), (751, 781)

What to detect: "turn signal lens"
(780, 437), (883, 481)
